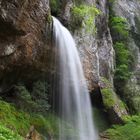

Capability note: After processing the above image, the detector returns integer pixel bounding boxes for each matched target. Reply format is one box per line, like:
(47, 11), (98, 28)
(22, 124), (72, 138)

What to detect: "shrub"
(106, 115), (140, 140)
(14, 81), (50, 114)
(0, 124), (22, 140)
(114, 42), (131, 81)
(109, 16), (132, 82)
(14, 85), (37, 112)
(50, 0), (61, 16)
(110, 16), (129, 41)
(0, 100), (59, 139)
(115, 65), (131, 80)
(114, 42), (130, 65)
(71, 5), (100, 33)
(30, 114), (59, 138)
(31, 80), (50, 113)
(0, 100), (30, 136)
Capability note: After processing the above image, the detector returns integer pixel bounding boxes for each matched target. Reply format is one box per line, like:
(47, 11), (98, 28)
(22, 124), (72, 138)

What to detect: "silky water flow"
(52, 16), (98, 140)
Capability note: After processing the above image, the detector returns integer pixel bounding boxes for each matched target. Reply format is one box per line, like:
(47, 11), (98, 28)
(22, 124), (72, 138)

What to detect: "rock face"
(0, 0), (139, 125)
(62, 0), (128, 123)
(95, 0), (115, 86)
(99, 78), (128, 124)
(0, 0), (51, 91)
(111, 0), (140, 113)
(26, 126), (44, 140)
(72, 0), (114, 91)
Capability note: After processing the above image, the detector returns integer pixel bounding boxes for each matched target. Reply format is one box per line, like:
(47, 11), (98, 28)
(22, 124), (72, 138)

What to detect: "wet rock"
(99, 132), (110, 140)
(61, 0), (73, 26)
(0, 0), (51, 90)
(26, 126), (44, 140)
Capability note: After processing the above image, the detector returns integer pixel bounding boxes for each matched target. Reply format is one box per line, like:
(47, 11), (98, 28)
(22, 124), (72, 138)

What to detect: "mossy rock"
(100, 77), (128, 124)
(101, 88), (116, 109)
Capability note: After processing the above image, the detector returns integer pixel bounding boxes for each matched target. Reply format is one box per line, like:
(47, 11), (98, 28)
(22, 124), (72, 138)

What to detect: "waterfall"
(52, 16), (98, 140)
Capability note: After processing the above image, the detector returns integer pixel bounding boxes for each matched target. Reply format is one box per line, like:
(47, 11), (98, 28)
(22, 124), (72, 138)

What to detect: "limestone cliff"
(0, 0), (51, 92)
(0, 0), (140, 136)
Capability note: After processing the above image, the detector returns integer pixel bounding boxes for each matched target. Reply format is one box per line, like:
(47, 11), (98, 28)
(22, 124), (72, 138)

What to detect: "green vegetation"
(100, 77), (126, 113)
(123, 81), (140, 114)
(30, 114), (59, 138)
(70, 5), (100, 33)
(101, 88), (115, 109)
(100, 77), (116, 109)
(14, 80), (50, 114)
(14, 85), (35, 112)
(0, 100), (59, 139)
(110, 16), (129, 40)
(109, 15), (133, 91)
(0, 80), (60, 138)
(31, 80), (50, 113)
(0, 100), (30, 136)
(114, 42), (130, 65)
(50, 0), (61, 16)
(106, 115), (140, 140)
(93, 107), (110, 132)
(108, 2), (138, 116)
(0, 124), (22, 140)
(114, 42), (131, 80)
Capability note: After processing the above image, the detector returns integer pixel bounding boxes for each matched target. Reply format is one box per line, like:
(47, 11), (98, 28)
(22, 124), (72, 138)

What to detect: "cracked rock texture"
(0, 0), (51, 91)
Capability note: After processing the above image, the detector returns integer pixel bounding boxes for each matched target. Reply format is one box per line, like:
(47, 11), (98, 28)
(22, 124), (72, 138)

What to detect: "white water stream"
(53, 17), (98, 140)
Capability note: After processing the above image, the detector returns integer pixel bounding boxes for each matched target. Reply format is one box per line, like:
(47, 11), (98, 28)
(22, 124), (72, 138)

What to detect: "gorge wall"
(0, 0), (51, 92)
(0, 0), (140, 139)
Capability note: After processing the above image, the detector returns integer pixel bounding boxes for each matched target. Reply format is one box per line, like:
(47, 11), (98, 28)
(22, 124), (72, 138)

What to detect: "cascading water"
(52, 16), (98, 140)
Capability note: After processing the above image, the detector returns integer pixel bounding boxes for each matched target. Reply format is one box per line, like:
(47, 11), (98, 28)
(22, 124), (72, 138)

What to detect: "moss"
(100, 77), (116, 109)
(93, 107), (110, 132)
(46, 14), (52, 24)
(100, 77), (113, 89)
(101, 88), (116, 109)
(100, 77), (126, 111)
(106, 115), (140, 140)
(70, 5), (100, 33)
